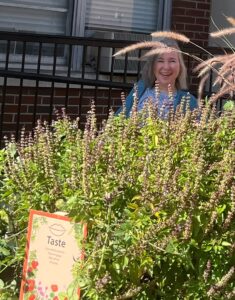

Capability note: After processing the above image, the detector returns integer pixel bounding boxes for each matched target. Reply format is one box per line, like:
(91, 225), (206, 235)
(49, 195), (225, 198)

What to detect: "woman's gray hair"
(141, 38), (188, 90)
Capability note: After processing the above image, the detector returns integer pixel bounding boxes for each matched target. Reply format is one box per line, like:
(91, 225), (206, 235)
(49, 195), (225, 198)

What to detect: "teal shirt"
(116, 80), (198, 117)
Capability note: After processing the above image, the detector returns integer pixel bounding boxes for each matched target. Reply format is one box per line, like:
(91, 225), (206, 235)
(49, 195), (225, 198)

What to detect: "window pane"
(86, 0), (159, 33)
(0, 0), (69, 34)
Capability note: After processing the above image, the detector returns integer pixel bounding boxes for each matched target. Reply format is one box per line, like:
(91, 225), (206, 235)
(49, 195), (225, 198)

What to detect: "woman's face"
(153, 51), (180, 91)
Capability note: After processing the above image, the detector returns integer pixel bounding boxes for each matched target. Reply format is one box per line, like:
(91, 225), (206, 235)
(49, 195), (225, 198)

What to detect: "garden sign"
(19, 210), (87, 300)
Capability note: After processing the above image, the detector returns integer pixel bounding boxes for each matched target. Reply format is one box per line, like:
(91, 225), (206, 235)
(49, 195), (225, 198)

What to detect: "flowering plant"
(0, 98), (234, 299)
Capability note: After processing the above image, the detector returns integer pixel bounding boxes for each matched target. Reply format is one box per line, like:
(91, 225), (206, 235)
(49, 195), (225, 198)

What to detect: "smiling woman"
(116, 38), (198, 117)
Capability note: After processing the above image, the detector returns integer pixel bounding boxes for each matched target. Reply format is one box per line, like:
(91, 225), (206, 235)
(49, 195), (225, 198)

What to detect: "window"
(84, 0), (163, 73)
(0, 0), (72, 70)
(85, 0), (160, 33)
(0, 0), (72, 35)
(0, 0), (172, 71)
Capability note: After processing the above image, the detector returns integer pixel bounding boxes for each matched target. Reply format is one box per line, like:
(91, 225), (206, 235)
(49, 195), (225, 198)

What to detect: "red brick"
(2, 123), (17, 131)
(54, 88), (67, 97)
(19, 114), (34, 123)
(66, 89), (80, 96)
(21, 95), (36, 104)
(185, 24), (204, 31)
(194, 33), (209, 40)
(190, 39), (206, 46)
(3, 114), (13, 122)
(172, 16), (196, 24)
(173, 23), (185, 30)
(80, 90), (95, 97)
(96, 116), (107, 125)
(172, 8), (186, 15)
(4, 105), (27, 113)
(27, 105), (50, 114)
(114, 91), (125, 98)
(186, 9), (206, 17)
(41, 97), (66, 105)
(196, 18), (210, 25)
(21, 88), (35, 96)
(66, 107), (79, 114)
(197, 3), (210, 10)
(21, 124), (33, 131)
(36, 88), (52, 96)
(68, 97), (80, 105)
(173, 1), (196, 9)
(182, 31), (195, 39)
(38, 115), (50, 123)
(5, 87), (20, 94)
(92, 98), (108, 106)
(112, 99), (122, 106)
(1, 95), (15, 103)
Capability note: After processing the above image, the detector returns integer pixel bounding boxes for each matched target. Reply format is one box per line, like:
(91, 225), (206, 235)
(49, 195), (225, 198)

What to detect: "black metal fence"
(0, 31), (231, 146)
(0, 31), (141, 145)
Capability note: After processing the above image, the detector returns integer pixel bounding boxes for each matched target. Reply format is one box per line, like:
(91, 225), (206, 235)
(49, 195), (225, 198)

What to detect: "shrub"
(0, 101), (234, 299)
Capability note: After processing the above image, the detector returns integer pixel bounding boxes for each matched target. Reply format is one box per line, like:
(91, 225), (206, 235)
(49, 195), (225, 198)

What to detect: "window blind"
(85, 0), (159, 33)
(0, 0), (69, 35)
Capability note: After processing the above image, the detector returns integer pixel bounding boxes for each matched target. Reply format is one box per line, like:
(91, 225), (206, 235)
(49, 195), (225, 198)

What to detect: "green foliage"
(223, 100), (235, 112)
(0, 103), (235, 299)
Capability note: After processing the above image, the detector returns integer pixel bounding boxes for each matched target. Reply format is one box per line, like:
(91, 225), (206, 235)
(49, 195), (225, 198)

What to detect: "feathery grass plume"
(141, 46), (180, 59)
(198, 74), (209, 101)
(211, 27), (235, 38)
(196, 53), (235, 101)
(194, 55), (230, 77)
(214, 55), (235, 78)
(151, 31), (190, 43)
(193, 53), (234, 95)
(213, 67), (235, 88)
(226, 16), (235, 27)
(209, 84), (235, 104)
(113, 41), (165, 57)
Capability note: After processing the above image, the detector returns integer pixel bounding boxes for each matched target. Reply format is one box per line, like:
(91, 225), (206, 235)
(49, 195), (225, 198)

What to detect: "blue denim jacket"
(116, 80), (198, 117)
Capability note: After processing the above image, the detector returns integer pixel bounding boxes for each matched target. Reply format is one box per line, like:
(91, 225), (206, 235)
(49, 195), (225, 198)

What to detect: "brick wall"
(0, 86), (123, 144)
(171, 0), (211, 47)
(171, 0), (212, 92)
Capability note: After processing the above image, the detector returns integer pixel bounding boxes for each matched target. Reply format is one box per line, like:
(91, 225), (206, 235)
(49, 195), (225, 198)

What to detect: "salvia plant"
(0, 17), (235, 300)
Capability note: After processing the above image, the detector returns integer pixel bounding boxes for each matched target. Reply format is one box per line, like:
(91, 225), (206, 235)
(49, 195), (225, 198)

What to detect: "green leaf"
(154, 135), (159, 147)
(0, 279), (4, 289)
(216, 204), (226, 214)
(223, 100), (235, 111)
(0, 246), (10, 256)
(127, 203), (139, 210)
(123, 256), (129, 268)
(221, 241), (231, 247)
